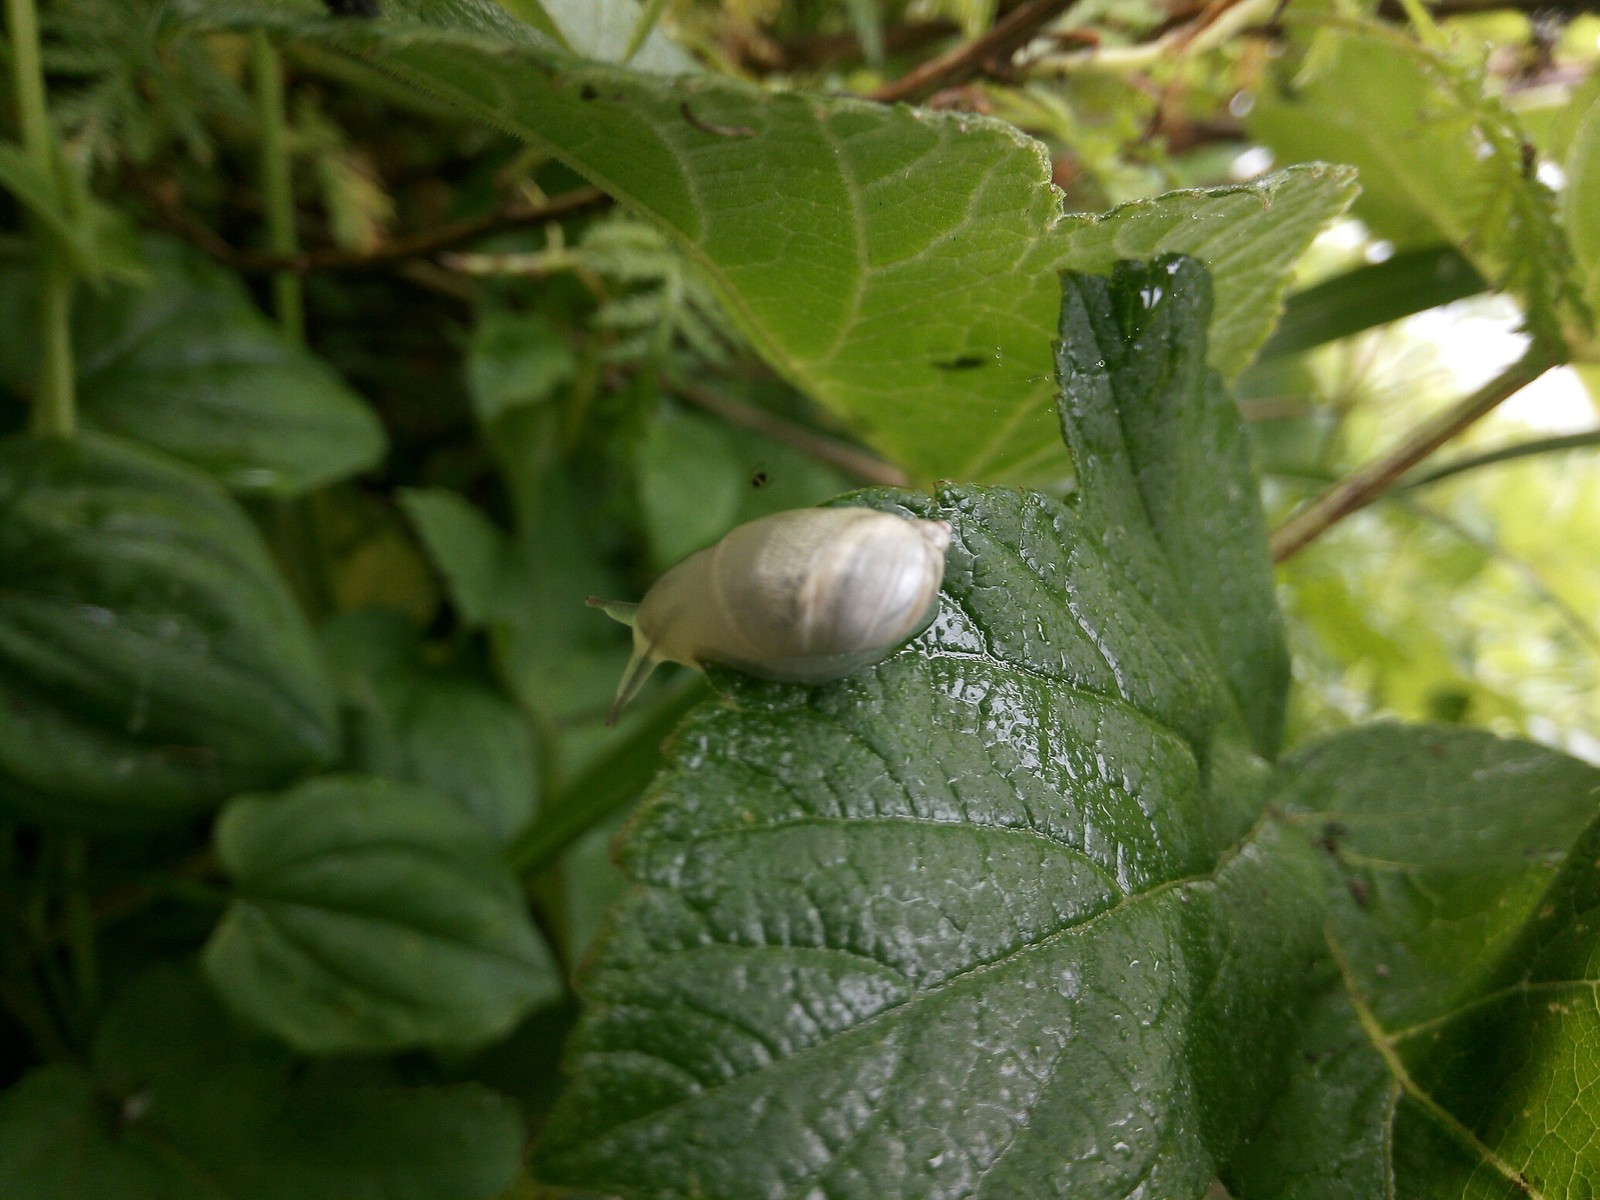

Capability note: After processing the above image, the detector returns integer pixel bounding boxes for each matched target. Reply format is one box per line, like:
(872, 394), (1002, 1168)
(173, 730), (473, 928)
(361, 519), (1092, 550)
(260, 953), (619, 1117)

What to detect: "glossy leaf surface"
(531, 259), (1297, 1197)
(0, 433), (337, 827)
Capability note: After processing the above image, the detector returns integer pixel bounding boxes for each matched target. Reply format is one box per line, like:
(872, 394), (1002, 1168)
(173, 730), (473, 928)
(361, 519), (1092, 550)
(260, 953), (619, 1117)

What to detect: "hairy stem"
(251, 31), (304, 343)
(1270, 348), (1559, 562)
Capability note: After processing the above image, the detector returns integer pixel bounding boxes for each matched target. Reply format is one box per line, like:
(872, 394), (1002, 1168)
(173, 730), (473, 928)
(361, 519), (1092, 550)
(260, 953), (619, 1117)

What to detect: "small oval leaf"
(203, 774), (562, 1053)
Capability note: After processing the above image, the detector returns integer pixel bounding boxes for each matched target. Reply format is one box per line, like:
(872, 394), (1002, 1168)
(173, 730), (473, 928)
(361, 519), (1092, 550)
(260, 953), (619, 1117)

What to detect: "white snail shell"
(592, 507), (951, 724)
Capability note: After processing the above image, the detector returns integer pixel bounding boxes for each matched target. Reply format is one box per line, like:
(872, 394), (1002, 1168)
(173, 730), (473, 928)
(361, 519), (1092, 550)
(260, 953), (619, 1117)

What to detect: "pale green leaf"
(218, 4), (1353, 484)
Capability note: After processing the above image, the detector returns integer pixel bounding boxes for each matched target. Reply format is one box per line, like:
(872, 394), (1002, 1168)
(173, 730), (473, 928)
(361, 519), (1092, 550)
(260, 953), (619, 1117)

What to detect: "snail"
(591, 507), (952, 724)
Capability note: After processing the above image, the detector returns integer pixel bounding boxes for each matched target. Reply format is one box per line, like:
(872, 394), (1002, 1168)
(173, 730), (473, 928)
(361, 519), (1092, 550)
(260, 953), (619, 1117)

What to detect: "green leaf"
(1044, 168), (1360, 397)
(0, 236), (385, 495)
(398, 487), (507, 628)
(1229, 724), (1600, 1199)
(1250, 25), (1584, 346)
(203, 774), (561, 1053)
(1563, 92), (1600, 333)
(633, 404), (854, 571)
(0, 965), (527, 1200)
(0, 433), (337, 828)
(1056, 257), (1289, 758)
(1256, 245), (1485, 361)
(531, 260), (1296, 1197)
(322, 609), (540, 839)
(227, 4), (1353, 483)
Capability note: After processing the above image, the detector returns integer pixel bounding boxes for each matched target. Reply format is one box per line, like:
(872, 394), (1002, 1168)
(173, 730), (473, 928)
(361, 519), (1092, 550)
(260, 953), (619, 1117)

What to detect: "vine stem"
(251, 31), (303, 343)
(1270, 347), (1559, 562)
(8, 0), (76, 437)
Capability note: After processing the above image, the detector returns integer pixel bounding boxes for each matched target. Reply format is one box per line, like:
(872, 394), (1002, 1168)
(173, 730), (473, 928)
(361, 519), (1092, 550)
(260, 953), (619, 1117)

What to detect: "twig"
(228, 187), (610, 274)
(871, 0), (1075, 104)
(1401, 428), (1600, 490)
(1270, 349), (1558, 562)
(673, 381), (909, 487)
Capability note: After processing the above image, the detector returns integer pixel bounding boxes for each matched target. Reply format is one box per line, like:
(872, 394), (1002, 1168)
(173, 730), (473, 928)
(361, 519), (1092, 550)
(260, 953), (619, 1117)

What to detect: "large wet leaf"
(1230, 724), (1600, 1199)
(528, 258), (1305, 1197)
(0, 433), (337, 828)
(0, 965), (525, 1200)
(219, 0), (1354, 485)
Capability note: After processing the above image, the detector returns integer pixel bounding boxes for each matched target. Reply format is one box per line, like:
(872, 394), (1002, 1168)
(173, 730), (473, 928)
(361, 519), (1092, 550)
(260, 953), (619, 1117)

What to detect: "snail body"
(593, 507), (951, 723)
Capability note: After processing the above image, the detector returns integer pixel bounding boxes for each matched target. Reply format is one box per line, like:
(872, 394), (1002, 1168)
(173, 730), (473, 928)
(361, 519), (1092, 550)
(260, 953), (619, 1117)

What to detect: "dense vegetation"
(2, 1), (1599, 1196)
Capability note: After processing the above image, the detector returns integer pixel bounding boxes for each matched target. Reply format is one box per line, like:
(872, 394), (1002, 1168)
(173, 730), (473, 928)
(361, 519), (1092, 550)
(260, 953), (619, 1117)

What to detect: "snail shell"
(592, 507), (951, 724)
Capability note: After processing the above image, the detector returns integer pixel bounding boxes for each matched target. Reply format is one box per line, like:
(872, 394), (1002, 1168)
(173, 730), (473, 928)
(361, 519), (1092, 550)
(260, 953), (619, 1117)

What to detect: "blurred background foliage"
(2, 0), (1599, 1188)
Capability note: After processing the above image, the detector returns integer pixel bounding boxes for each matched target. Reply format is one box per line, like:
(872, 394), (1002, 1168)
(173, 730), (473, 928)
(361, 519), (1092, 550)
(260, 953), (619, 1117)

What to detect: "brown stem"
(228, 187), (610, 274)
(1269, 349), (1558, 562)
(673, 381), (909, 487)
(871, 0), (1075, 104)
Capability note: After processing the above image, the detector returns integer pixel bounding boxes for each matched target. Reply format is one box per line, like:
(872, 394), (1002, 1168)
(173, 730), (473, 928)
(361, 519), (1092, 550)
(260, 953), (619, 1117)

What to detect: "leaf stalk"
(1270, 347), (1560, 561)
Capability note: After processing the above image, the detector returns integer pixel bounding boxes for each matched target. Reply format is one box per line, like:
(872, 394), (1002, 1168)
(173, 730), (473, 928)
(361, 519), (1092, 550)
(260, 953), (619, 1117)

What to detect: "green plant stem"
(1400, 428), (1600, 490)
(6, 0), (52, 165)
(32, 251), (76, 436)
(8, 0), (76, 437)
(1270, 348), (1559, 562)
(509, 679), (705, 880)
(251, 30), (303, 344)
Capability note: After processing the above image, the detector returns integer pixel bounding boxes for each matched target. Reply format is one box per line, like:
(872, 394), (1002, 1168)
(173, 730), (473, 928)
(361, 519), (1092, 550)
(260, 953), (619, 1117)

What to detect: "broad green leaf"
(322, 609), (540, 839)
(203, 775), (561, 1053)
(1250, 25), (1584, 345)
(1229, 724), (1600, 1199)
(226, 2), (1354, 483)
(0, 433), (337, 828)
(531, 261), (1298, 1198)
(0, 237), (385, 494)
(0, 965), (526, 1200)
(1563, 92), (1600, 331)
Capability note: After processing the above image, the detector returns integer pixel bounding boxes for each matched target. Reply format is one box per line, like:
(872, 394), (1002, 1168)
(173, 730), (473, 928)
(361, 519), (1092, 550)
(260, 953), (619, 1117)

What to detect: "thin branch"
(228, 187), (610, 274)
(673, 381), (909, 487)
(1270, 349), (1559, 562)
(1400, 428), (1600, 490)
(871, 0), (1075, 104)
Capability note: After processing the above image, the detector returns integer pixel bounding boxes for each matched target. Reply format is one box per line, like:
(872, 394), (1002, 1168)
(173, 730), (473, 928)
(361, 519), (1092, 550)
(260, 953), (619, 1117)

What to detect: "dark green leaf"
(0, 433), (338, 828)
(1056, 256), (1288, 758)
(1230, 724), (1600, 1199)
(0, 237), (386, 495)
(202, 774), (561, 1053)
(1256, 246), (1485, 361)
(0, 964), (527, 1200)
(530, 261), (1296, 1199)
(322, 609), (540, 839)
